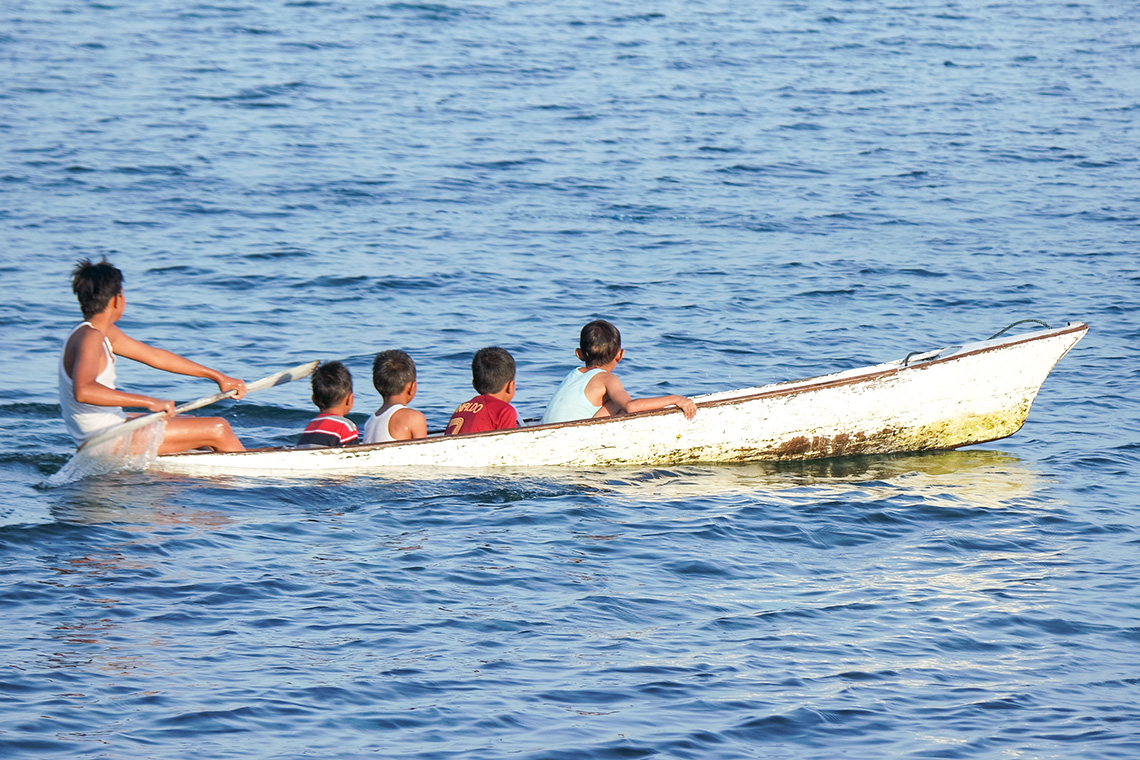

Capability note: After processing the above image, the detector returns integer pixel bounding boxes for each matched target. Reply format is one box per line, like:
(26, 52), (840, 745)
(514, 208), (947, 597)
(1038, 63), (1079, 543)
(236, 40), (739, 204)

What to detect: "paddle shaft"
(77, 360), (319, 451)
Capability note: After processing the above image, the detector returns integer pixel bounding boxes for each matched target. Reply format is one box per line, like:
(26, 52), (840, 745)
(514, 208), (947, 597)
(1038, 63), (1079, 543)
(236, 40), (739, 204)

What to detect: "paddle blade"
(49, 419), (168, 485)
(77, 411), (165, 452)
(247, 360), (320, 393)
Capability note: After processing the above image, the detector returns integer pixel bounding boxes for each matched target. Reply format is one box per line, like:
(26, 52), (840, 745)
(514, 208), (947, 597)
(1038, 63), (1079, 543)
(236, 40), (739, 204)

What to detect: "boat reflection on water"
(45, 474), (234, 529)
(41, 448), (1042, 519)
(215, 448), (1040, 516)
(596, 449), (1041, 509)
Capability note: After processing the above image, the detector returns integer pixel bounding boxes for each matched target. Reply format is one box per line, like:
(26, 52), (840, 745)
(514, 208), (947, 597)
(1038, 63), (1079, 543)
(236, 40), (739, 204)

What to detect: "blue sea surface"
(2, 1), (1139, 758)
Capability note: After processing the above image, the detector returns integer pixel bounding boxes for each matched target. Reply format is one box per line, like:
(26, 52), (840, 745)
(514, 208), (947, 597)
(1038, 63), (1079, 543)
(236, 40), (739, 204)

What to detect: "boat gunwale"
(160, 322), (1088, 461)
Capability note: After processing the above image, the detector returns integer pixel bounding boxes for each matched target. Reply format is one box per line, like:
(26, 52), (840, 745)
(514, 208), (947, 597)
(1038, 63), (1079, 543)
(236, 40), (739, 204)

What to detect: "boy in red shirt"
(445, 347), (519, 435)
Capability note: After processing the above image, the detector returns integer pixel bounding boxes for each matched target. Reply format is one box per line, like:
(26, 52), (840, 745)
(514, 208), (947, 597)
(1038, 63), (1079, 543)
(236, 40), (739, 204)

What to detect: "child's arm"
(108, 325), (247, 399)
(601, 373), (697, 420)
(390, 408), (429, 440)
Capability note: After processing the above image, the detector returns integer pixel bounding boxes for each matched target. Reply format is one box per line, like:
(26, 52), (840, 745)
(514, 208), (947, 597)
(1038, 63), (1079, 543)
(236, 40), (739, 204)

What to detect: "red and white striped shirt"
(298, 414), (359, 448)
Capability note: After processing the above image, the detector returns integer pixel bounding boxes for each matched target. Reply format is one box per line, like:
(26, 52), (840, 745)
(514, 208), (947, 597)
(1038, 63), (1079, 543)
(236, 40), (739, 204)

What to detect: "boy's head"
(72, 258), (123, 319)
(472, 346), (515, 395)
(311, 361), (353, 411)
(579, 319), (622, 366)
(372, 349), (416, 399)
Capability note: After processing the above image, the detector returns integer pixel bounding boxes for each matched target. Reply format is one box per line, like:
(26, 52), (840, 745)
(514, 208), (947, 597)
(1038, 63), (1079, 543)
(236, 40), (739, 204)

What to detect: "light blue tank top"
(542, 368), (605, 424)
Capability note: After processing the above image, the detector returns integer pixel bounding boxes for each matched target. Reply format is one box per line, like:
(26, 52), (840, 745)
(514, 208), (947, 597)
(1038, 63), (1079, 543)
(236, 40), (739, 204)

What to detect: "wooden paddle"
(77, 360), (320, 452)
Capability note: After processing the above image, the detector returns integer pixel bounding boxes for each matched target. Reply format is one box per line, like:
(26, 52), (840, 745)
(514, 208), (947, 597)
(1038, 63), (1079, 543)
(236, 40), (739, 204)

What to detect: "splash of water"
(44, 419), (167, 487)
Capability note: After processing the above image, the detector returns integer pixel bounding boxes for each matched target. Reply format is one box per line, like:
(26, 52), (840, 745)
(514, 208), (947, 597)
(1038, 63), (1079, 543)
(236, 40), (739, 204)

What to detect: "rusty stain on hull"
(655, 402), (1033, 466)
(576, 401), (1035, 468)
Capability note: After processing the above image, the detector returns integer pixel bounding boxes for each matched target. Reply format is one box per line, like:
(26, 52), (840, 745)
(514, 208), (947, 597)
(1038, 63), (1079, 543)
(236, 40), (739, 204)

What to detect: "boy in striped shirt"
(298, 361), (359, 448)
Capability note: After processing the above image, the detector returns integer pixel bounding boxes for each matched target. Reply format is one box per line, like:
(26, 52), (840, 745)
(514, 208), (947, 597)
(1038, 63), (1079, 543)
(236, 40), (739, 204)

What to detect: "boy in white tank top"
(362, 349), (428, 443)
(60, 258), (247, 453)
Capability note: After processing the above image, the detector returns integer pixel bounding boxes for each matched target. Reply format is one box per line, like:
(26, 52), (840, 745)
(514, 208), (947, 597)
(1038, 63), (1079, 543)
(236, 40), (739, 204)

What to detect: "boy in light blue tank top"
(541, 320), (697, 424)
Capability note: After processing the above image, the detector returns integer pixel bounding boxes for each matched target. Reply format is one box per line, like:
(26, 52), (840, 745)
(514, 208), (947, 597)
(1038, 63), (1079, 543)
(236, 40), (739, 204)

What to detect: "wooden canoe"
(152, 322), (1087, 477)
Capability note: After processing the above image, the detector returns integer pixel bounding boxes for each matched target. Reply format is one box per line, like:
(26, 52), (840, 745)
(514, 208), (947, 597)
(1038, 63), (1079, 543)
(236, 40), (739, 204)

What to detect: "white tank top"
(362, 404), (406, 444)
(59, 322), (127, 444)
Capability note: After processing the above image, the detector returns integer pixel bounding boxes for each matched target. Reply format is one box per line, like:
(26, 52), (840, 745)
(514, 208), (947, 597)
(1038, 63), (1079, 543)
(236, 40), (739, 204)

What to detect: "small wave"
(718, 162), (827, 177)
(146, 264), (209, 275)
(611, 13), (665, 23)
(899, 267), (949, 278)
(244, 248), (312, 260)
(303, 274), (370, 289)
(0, 401), (58, 416)
(797, 288), (858, 297)
(378, 3), (469, 21)
(370, 274), (462, 292)
(111, 164), (189, 176)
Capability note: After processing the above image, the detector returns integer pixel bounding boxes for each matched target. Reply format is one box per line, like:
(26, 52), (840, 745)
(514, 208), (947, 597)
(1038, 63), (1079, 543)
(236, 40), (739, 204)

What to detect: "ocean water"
(2, 1), (1139, 757)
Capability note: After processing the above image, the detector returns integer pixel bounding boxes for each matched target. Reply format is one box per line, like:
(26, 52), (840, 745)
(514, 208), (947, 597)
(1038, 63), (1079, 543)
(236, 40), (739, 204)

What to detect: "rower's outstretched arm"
(107, 326), (246, 399)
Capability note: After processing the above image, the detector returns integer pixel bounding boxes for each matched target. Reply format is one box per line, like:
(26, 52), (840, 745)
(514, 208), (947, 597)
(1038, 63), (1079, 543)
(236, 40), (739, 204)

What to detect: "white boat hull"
(154, 323), (1087, 477)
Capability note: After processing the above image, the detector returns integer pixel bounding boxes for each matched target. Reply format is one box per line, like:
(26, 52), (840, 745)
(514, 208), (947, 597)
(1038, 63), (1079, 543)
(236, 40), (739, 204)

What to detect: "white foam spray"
(45, 419), (167, 487)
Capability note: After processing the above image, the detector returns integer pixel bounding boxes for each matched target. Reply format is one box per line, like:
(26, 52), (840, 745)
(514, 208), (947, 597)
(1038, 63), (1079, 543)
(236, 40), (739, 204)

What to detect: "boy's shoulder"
(371, 403), (425, 422)
(69, 321), (107, 348)
(589, 367), (620, 383)
(482, 395), (518, 419)
(390, 405), (427, 439)
(386, 403), (425, 423)
(462, 393), (514, 406)
(305, 412), (358, 431)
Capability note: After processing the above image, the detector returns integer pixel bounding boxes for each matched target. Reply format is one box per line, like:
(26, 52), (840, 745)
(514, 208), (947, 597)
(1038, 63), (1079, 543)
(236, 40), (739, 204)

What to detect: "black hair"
(471, 346), (515, 395)
(372, 349), (416, 399)
(579, 319), (622, 366)
(311, 361), (353, 410)
(72, 258), (123, 319)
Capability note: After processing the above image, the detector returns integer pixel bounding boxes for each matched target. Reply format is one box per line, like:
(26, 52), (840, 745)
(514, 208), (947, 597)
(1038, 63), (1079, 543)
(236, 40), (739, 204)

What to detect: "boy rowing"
(60, 258), (247, 453)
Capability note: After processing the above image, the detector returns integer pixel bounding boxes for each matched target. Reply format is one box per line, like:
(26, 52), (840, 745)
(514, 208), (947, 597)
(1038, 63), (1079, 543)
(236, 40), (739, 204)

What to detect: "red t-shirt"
(445, 395), (518, 436)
